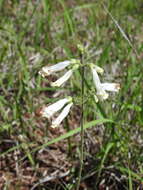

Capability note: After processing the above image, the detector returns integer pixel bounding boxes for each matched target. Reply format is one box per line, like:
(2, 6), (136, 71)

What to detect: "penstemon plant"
(38, 44), (120, 189)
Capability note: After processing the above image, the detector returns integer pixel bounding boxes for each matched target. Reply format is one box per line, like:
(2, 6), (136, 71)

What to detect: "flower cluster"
(39, 59), (80, 87)
(39, 97), (73, 128)
(38, 59), (80, 128)
(38, 56), (120, 128)
(90, 63), (120, 101)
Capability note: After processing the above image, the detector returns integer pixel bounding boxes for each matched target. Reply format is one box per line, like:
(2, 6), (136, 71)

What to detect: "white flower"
(40, 97), (71, 119)
(51, 64), (79, 87)
(91, 66), (108, 100)
(91, 66), (120, 101)
(101, 83), (120, 92)
(39, 59), (80, 77)
(51, 69), (73, 87)
(40, 97), (73, 128)
(39, 60), (71, 77)
(51, 102), (73, 128)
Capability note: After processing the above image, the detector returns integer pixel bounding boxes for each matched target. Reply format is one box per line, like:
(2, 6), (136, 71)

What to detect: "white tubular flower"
(91, 65), (120, 101)
(40, 97), (71, 119)
(39, 60), (71, 77)
(39, 59), (80, 77)
(51, 102), (73, 128)
(51, 69), (73, 87)
(101, 83), (120, 92)
(91, 66), (109, 100)
(51, 64), (79, 87)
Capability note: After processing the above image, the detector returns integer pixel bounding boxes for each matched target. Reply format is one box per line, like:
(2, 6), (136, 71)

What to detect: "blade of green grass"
(20, 118), (113, 162)
(118, 166), (143, 183)
(96, 142), (114, 183)
(0, 119), (113, 159)
(128, 166), (133, 190)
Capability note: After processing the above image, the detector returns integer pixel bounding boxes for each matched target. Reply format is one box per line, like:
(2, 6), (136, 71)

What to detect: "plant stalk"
(76, 52), (85, 190)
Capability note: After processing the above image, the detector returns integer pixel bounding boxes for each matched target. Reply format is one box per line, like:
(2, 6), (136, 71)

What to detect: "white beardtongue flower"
(51, 64), (79, 87)
(101, 83), (120, 92)
(40, 97), (72, 119)
(51, 102), (73, 128)
(51, 69), (73, 87)
(39, 59), (80, 77)
(91, 64), (120, 101)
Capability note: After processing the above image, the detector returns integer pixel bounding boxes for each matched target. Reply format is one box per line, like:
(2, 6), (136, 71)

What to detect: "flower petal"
(39, 60), (71, 77)
(91, 67), (109, 101)
(40, 98), (71, 119)
(51, 102), (73, 128)
(101, 83), (120, 92)
(91, 67), (102, 91)
(51, 70), (73, 87)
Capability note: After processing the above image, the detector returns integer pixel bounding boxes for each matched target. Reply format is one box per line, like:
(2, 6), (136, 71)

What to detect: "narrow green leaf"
(32, 118), (113, 153)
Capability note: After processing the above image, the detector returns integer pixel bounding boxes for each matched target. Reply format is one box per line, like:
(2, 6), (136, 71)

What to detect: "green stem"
(65, 117), (72, 156)
(76, 52), (85, 190)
